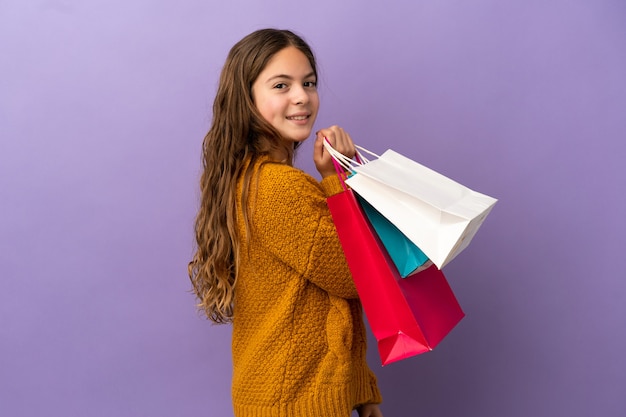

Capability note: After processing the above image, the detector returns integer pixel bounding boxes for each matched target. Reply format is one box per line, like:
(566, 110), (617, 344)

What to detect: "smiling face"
(251, 46), (319, 146)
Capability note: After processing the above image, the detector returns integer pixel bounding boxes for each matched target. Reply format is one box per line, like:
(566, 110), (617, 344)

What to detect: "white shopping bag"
(324, 142), (497, 269)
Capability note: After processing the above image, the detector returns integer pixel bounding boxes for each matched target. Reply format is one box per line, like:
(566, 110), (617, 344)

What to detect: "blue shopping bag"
(356, 194), (431, 277)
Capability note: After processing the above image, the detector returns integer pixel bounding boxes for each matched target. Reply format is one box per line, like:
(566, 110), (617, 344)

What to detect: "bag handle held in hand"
(323, 140), (385, 191)
(323, 138), (351, 191)
(323, 139), (357, 173)
(322, 140), (376, 170)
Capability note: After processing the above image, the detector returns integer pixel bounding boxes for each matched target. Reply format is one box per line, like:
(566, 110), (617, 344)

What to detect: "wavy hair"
(188, 29), (318, 323)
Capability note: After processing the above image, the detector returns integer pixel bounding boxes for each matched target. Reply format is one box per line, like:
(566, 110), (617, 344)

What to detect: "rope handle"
(322, 138), (348, 190)
(322, 140), (375, 167)
(355, 145), (379, 161)
(323, 139), (379, 190)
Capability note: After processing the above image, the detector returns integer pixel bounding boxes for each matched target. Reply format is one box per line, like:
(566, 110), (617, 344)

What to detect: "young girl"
(188, 28), (383, 417)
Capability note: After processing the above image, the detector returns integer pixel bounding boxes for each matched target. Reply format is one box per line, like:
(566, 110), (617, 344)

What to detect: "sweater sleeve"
(248, 162), (359, 299)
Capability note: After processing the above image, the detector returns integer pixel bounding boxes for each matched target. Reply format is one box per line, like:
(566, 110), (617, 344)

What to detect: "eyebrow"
(265, 72), (316, 83)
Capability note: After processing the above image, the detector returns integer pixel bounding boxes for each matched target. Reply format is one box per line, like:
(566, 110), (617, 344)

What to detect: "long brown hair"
(188, 29), (318, 323)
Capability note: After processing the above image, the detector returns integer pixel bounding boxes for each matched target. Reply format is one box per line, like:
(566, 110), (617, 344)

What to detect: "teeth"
(288, 116), (308, 120)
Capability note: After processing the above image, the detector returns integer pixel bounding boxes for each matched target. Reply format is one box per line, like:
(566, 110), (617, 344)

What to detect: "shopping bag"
(327, 187), (465, 365)
(356, 193), (431, 277)
(325, 142), (498, 269)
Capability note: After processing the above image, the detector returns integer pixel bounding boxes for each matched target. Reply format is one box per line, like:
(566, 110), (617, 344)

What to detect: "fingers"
(313, 125), (356, 179)
(315, 125), (355, 158)
(313, 134), (336, 178)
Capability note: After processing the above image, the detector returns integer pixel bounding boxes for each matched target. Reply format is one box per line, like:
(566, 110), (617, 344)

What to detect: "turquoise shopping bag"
(356, 194), (431, 277)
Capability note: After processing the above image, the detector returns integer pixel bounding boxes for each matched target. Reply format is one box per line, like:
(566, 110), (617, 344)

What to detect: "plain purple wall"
(1, 1), (625, 416)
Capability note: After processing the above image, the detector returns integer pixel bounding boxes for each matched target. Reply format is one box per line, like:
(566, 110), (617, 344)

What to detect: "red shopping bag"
(327, 188), (465, 365)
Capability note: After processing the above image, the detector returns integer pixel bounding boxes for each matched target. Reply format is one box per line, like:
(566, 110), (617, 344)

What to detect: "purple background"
(1, 1), (625, 416)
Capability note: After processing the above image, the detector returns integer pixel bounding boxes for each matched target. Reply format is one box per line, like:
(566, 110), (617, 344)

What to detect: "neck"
(268, 145), (293, 165)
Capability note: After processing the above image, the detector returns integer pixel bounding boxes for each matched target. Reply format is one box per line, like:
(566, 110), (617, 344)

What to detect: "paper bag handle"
(322, 141), (381, 165)
(324, 138), (351, 191)
(322, 140), (386, 191)
(355, 145), (379, 160)
(322, 140), (373, 169)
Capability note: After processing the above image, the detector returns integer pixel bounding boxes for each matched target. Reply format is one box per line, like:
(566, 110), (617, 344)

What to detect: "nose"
(292, 85), (309, 105)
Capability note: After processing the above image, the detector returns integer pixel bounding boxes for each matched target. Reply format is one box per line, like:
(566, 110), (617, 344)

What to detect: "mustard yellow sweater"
(232, 157), (382, 417)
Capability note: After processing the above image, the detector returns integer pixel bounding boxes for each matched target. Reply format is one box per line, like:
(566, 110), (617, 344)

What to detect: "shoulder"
(256, 161), (322, 196)
(256, 161), (344, 197)
(246, 162), (329, 227)
(258, 160), (315, 181)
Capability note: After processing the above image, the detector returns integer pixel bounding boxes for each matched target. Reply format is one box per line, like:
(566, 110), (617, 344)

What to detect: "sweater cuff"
(320, 175), (346, 197)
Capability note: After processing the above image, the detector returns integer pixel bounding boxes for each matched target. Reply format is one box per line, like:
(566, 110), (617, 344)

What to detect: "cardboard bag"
(346, 148), (497, 269)
(357, 194), (431, 277)
(327, 188), (465, 365)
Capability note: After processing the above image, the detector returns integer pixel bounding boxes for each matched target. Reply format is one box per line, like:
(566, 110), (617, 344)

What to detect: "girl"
(188, 28), (383, 417)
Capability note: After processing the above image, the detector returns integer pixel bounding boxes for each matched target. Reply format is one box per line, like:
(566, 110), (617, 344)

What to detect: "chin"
(285, 133), (311, 143)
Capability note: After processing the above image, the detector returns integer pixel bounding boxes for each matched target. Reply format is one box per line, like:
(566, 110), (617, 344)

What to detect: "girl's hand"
(356, 403), (383, 417)
(313, 125), (356, 178)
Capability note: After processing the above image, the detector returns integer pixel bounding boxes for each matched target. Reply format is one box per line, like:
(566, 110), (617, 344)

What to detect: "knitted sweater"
(232, 157), (382, 417)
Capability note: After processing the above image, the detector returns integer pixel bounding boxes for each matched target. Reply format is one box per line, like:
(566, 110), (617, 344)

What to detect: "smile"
(286, 115), (309, 121)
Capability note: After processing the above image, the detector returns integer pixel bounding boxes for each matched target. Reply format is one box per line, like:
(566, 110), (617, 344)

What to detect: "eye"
(273, 83), (288, 89)
(304, 80), (317, 88)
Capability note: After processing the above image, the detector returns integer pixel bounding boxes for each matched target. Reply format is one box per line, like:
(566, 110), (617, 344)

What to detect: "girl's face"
(252, 46), (319, 145)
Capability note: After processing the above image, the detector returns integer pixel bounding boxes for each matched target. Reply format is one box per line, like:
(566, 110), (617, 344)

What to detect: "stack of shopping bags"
(325, 142), (497, 365)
